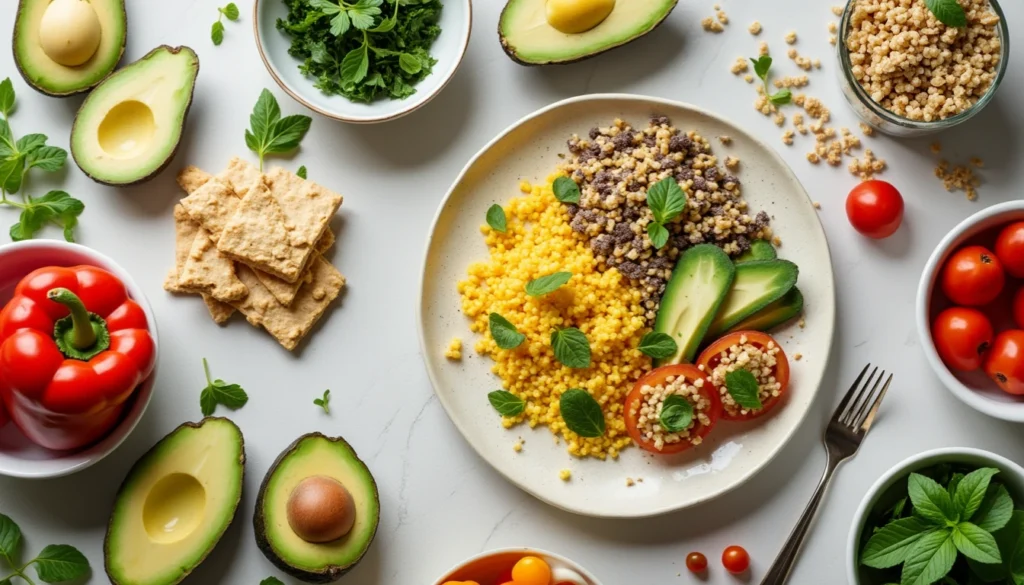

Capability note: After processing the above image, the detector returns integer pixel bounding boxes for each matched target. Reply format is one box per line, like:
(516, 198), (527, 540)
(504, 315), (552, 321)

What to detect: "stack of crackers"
(164, 157), (346, 351)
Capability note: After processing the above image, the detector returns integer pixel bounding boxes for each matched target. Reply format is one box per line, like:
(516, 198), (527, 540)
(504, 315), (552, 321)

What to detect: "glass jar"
(836, 0), (1009, 138)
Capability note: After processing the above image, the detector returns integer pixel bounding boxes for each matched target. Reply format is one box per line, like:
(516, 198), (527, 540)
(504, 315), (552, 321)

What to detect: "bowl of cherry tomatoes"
(434, 549), (602, 585)
(917, 201), (1024, 422)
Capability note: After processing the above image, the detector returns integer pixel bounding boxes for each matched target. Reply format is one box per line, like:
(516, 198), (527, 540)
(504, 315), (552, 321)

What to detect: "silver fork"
(760, 364), (893, 585)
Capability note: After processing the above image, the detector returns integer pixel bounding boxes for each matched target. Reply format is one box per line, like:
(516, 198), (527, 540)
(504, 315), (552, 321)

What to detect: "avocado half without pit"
(499, 0), (679, 65)
(14, 0), (127, 96)
(105, 417), (245, 585)
(255, 433), (381, 584)
(70, 45), (199, 186)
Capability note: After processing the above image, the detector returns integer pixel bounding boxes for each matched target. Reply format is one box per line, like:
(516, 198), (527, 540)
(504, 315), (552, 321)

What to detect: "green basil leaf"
(261, 578), (285, 585)
(725, 369), (763, 410)
(265, 115), (312, 153)
(888, 497), (908, 521)
(32, 544), (90, 583)
(647, 222), (669, 250)
(340, 44), (369, 84)
(525, 272), (571, 297)
(659, 394), (693, 433)
(0, 513), (21, 561)
(485, 204), (507, 233)
(552, 176), (580, 204)
(249, 89), (281, 147)
(16, 133), (47, 155)
(646, 177), (686, 224)
(948, 473), (966, 499)
(969, 509), (1024, 582)
(211, 20), (225, 45)
(25, 146), (67, 172)
(489, 313), (525, 350)
(955, 468), (1000, 521)
(551, 327), (591, 369)
(488, 390), (525, 417)
(296, 165), (307, 179)
(637, 331), (677, 359)
(900, 529), (956, 585)
(10, 205), (47, 241)
(244, 129), (261, 154)
(330, 9), (351, 36)
(0, 154), (24, 194)
(953, 522), (1002, 564)
(861, 517), (935, 569)
(909, 473), (960, 526)
(0, 78), (14, 117)
(560, 389), (605, 438)
(769, 89), (793, 106)
(398, 53), (422, 75)
(222, 2), (240, 20)
(925, 0), (967, 27)
(751, 55), (772, 80)
(0, 119), (15, 153)
(974, 484), (1014, 533)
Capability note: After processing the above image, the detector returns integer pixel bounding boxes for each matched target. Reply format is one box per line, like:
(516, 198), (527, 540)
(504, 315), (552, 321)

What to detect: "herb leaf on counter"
(526, 272), (571, 297)
(297, 165), (308, 179)
(199, 358), (249, 417)
(750, 56), (793, 107)
(245, 90), (313, 171)
(926, 0), (967, 27)
(0, 514), (90, 584)
(9, 191), (84, 242)
(551, 327), (591, 368)
(486, 204), (507, 233)
(489, 313), (525, 350)
(212, 3), (240, 45)
(724, 369), (763, 410)
(638, 331), (678, 359)
(560, 389), (605, 438)
(313, 389), (331, 413)
(0, 513), (21, 559)
(553, 176), (581, 204)
(488, 390), (525, 417)
(659, 395), (693, 433)
(0, 79), (13, 117)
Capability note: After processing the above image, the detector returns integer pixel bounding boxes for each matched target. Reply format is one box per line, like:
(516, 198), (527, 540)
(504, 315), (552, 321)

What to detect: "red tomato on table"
(932, 308), (994, 372)
(996, 222), (1024, 278)
(686, 552), (708, 573)
(624, 364), (721, 455)
(985, 331), (1024, 396)
(722, 545), (751, 574)
(846, 180), (904, 239)
(941, 245), (1005, 307)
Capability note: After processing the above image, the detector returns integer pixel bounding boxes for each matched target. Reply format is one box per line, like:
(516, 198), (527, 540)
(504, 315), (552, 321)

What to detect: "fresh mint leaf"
(265, 116), (312, 153)
(25, 146), (67, 172)
(948, 473), (966, 499)
(485, 204), (507, 233)
(553, 176), (580, 204)
(525, 272), (571, 297)
(261, 578), (285, 585)
(0, 513), (21, 560)
(0, 79), (14, 118)
(222, 2), (240, 21)
(751, 56), (772, 81)
(725, 369), (763, 410)
(954, 468), (1000, 521)
(910, 473), (960, 526)
(659, 394), (693, 433)
(638, 331), (677, 359)
(861, 517), (935, 569)
(349, 2), (382, 29)
(309, 0), (341, 12)
(398, 52), (422, 74)
(769, 89), (793, 106)
(551, 327), (591, 369)
(246, 90), (312, 171)
(16, 134), (46, 155)
(646, 177), (686, 224)
(888, 497), (908, 521)
(340, 44), (369, 84)
(970, 509), (1024, 582)
(10, 191), (84, 242)
(296, 165), (307, 179)
(488, 390), (525, 417)
(974, 484), (1014, 533)
(926, 0), (967, 27)
(560, 389), (605, 438)
(0, 155), (24, 195)
(0, 119), (15, 154)
(330, 10), (351, 36)
(647, 222), (669, 250)
(31, 544), (90, 583)
(901, 529), (956, 585)
(952, 522), (1001, 564)
(211, 20), (225, 45)
(249, 89), (281, 148)
(488, 313), (525, 350)
(313, 389), (330, 414)
(199, 358), (248, 416)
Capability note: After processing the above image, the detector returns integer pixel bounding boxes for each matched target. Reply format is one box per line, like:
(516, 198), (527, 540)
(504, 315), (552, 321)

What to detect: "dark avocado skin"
(103, 417), (246, 585)
(253, 433), (381, 584)
(498, 0), (680, 66)
(70, 45), (199, 187)
(13, 0), (128, 97)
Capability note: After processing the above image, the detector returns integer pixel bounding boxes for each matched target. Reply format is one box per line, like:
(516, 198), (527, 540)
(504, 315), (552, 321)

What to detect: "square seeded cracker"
(264, 166), (343, 249)
(179, 228), (249, 302)
(216, 179), (308, 283)
(164, 204), (235, 324)
(232, 258), (345, 351)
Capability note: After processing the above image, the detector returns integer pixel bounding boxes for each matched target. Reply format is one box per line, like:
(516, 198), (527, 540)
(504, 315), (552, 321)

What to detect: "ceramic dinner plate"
(418, 95), (836, 518)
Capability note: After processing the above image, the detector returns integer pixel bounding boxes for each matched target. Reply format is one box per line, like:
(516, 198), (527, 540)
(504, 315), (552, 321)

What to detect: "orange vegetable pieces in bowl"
(511, 556), (552, 585)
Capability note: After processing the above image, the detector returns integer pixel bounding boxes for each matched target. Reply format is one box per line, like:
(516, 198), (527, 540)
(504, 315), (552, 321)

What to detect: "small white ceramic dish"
(418, 94), (837, 518)
(433, 548), (602, 585)
(917, 200), (1024, 422)
(253, 0), (471, 123)
(0, 241), (159, 479)
(847, 447), (1024, 584)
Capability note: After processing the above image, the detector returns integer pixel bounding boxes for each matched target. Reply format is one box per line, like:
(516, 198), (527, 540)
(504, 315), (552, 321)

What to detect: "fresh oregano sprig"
(211, 3), (240, 46)
(245, 89), (313, 172)
(0, 513), (91, 584)
(750, 56), (793, 107)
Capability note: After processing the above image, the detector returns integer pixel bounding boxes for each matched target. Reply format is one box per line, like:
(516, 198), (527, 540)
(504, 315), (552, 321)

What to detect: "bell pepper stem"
(48, 288), (110, 360)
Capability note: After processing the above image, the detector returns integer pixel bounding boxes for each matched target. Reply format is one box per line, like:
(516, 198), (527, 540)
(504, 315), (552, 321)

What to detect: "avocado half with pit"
(254, 433), (380, 583)
(70, 45), (199, 186)
(104, 417), (245, 585)
(499, 0), (679, 65)
(14, 0), (127, 96)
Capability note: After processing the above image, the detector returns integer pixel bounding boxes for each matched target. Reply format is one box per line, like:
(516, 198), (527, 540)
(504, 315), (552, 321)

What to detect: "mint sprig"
(658, 394), (693, 433)
(559, 389), (605, 438)
(211, 3), (240, 45)
(488, 313), (524, 350)
(724, 369), (763, 410)
(645, 177), (686, 249)
(637, 331), (677, 359)
(488, 390), (525, 417)
(313, 389), (331, 414)
(0, 513), (90, 584)
(245, 89), (313, 172)
(525, 272), (571, 297)
(486, 204), (507, 233)
(750, 56), (793, 107)
(553, 176), (580, 204)
(199, 358), (249, 416)
(926, 0), (967, 27)
(551, 327), (591, 368)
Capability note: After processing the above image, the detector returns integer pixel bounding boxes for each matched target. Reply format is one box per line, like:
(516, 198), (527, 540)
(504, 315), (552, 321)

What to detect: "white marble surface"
(0, 1), (1022, 584)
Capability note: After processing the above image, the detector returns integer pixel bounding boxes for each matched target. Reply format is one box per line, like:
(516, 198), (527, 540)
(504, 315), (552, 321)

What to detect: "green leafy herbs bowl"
(847, 448), (1024, 585)
(254, 0), (471, 124)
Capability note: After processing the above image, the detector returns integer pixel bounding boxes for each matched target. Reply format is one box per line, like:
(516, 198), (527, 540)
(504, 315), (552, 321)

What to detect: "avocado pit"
(287, 475), (356, 544)
(38, 0), (102, 67)
(546, 0), (615, 34)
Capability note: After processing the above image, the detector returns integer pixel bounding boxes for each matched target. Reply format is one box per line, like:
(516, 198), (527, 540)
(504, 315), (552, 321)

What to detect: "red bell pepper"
(0, 265), (155, 451)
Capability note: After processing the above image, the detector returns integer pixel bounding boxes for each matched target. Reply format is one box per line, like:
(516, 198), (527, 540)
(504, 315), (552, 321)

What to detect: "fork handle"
(759, 453), (841, 585)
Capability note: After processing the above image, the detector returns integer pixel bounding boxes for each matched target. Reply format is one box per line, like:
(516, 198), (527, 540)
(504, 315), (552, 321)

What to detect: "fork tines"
(835, 364), (893, 433)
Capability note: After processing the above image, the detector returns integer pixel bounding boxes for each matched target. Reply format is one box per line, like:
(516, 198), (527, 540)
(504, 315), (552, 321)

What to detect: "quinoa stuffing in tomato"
(625, 365), (721, 454)
(698, 331), (790, 421)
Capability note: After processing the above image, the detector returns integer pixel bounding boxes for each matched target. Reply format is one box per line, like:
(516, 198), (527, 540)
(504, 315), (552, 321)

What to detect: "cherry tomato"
(985, 331), (1024, 396)
(846, 180), (904, 239)
(1015, 288), (1024, 330)
(941, 245), (1006, 307)
(511, 556), (551, 585)
(624, 364), (721, 454)
(686, 552), (708, 573)
(697, 331), (790, 421)
(722, 545), (751, 574)
(932, 308), (994, 372)
(996, 222), (1024, 278)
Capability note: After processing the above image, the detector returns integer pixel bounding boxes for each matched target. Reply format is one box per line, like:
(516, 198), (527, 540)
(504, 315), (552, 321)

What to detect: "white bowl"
(847, 447), (1024, 585)
(916, 200), (1024, 422)
(254, 0), (471, 123)
(432, 548), (603, 585)
(0, 241), (159, 478)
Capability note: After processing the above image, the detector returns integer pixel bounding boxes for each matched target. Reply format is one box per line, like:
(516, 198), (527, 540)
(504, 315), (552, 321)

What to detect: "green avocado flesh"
(654, 244), (735, 364)
(706, 260), (799, 339)
(14, 0), (126, 96)
(736, 240), (777, 263)
(71, 45), (198, 186)
(499, 0), (679, 65)
(723, 287), (804, 335)
(255, 433), (380, 584)
(105, 418), (245, 585)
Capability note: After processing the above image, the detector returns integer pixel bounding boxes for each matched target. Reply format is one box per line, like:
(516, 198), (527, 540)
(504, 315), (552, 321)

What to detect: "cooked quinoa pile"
(457, 177), (651, 459)
(559, 117), (772, 324)
(845, 0), (1003, 121)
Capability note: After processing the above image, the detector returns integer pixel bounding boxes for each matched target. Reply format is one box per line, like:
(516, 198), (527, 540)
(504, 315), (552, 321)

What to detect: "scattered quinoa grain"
(774, 114), (786, 127)
(798, 318), (806, 328)
(849, 149), (887, 179)
(832, 5), (844, 15)
(513, 441), (523, 452)
(759, 41), (770, 56)
(935, 160), (982, 201)
(794, 352), (803, 361)
(744, 74), (754, 83)
(829, 35), (837, 45)
(859, 122), (875, 136)
(559, 469), (572, 481)
(782, 130), (795, 146)
(814, 201), (821, 209)
(717, 10), (729, 24)
(772, 235), (782, 246)
(725, 156), (740, 169)
(701, 17), (724, 32)
(828, 21), (838, 33)
(445, 337), (463, 360)
(785, 31), (798, 44)
(749, 21), (762, 35)
(626, 477), (635, 487)
(718, 135), (732, 144)
(731, 57), (749, 75)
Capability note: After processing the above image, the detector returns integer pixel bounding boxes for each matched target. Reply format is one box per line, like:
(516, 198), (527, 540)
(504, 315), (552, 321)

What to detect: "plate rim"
(417, 93), (837, 518)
